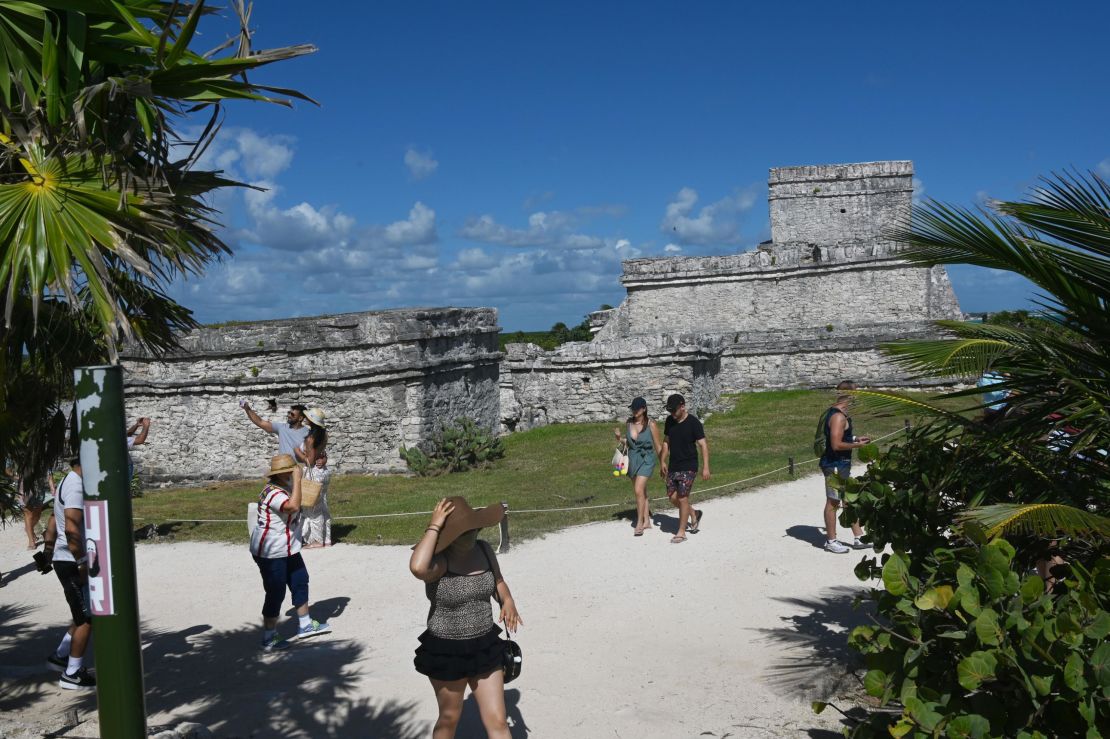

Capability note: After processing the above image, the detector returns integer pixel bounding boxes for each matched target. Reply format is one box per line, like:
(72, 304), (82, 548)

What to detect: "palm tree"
(853, 171), (1108, 523)
(0, 1), (315, 507)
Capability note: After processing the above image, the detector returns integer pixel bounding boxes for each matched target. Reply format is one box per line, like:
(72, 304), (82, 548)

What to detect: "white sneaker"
(293, 620), (331, 640)
(851, 537), (870, 550)
(824, 539), (850, 554)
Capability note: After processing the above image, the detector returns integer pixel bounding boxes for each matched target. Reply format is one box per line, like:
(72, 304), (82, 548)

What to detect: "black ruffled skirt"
(414, 625), (503, 681)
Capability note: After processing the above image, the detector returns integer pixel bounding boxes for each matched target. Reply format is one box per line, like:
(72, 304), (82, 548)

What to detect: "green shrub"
(837, 433), (1109, 738)
(399, 418), (505, 476)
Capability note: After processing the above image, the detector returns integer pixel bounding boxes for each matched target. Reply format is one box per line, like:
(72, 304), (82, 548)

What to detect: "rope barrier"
(136, 426), (907, 525)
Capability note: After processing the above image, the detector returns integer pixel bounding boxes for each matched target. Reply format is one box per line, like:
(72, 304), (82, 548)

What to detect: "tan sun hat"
(303, 407), (326, 428)
(267, 454), (298, 477)
(433, 497), (505, 554)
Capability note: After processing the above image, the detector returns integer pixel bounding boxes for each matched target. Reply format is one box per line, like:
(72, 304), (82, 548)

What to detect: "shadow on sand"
(456, 687), (529, 738)
(755, 586), (876, 735)
(0, 599), (427, 738)
(2, 560), (40, 588)
(785, 524), (829, 549)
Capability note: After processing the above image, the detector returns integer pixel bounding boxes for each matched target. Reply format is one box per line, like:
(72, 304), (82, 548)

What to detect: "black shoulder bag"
(480, 541), (522, 683)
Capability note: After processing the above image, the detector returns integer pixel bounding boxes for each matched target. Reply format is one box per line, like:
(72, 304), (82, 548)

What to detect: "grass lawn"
(132, 389), (941, 547)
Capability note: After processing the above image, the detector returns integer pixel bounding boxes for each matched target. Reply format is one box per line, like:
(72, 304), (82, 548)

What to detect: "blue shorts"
(254, 553), (309, 618)
(820, 462), (851, 501)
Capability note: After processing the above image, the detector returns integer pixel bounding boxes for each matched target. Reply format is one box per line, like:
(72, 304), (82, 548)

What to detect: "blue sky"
(170, 1), (1110, 330)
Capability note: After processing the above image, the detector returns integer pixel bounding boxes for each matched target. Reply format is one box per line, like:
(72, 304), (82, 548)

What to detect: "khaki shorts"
(821, 463), (851, 501)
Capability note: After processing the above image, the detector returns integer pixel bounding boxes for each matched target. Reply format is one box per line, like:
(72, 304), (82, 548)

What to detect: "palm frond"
(880, 337), (1013, 378)
(957, 503), (1110, 541)
(848, 389), (972, 425)
(998, 170), (1110, 258)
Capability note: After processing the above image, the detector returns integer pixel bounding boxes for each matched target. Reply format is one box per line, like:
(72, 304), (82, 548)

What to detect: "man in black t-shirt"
(660, 394), (711, 543)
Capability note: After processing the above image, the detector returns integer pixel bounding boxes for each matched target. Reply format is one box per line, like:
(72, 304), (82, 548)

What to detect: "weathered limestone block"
(769, 160), (914, 245)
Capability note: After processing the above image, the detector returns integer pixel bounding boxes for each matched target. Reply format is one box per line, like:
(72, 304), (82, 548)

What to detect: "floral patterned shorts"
(665, 471), (696, 499)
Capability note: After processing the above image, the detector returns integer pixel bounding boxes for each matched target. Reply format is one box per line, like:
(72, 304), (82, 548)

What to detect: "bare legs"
(823, 498), (863, 542)
(23, 506), (43, 549)
(430, 669), (509, 739)
(70, 622), (91, 659)
(666, 491), (693, 540)
(632, 475), (652, 533)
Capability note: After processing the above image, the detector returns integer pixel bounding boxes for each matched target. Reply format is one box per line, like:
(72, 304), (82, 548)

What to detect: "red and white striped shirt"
(249, 483), (303, 559)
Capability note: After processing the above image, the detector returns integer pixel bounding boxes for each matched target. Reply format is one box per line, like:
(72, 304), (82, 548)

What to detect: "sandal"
(670, 535), (687, 544)
(633, 526), (644, 536)
(688, 509), (703, 534)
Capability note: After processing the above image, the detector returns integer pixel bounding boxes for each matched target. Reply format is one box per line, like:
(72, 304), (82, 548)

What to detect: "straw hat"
(267, 454), (298, 477)
(433, 497), (505, 554)
(303, 407), (326, 428)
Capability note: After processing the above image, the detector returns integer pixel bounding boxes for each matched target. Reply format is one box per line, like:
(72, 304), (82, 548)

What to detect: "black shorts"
(54, 561), (91, 626)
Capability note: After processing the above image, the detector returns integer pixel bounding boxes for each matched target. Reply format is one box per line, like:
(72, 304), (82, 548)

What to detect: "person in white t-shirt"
(46, 458), (96, 690)
(242, 402), (310, 456)
(250, 454), (331, 651)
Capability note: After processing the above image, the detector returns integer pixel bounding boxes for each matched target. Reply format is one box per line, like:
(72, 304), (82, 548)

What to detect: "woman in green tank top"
(614, 397), (663, 536)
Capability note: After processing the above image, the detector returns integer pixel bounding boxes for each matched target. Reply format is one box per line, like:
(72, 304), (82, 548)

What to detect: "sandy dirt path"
(0, 474), (871, 738)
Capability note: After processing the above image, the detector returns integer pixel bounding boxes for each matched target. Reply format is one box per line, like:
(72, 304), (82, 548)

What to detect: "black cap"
(629, 397), (647, 411)
(665, 394), (685, 412)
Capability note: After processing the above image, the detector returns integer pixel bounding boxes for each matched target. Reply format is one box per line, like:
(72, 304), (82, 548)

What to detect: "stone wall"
(121, 308), (501, 483)
(500, 337), (722, 431)
(612, 245), (960, 337)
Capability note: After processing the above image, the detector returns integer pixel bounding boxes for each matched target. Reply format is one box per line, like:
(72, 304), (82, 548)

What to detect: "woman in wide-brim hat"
(248, 454), (331, 651)
(409, 497), (522, 739)
(295, 407), (328, 468)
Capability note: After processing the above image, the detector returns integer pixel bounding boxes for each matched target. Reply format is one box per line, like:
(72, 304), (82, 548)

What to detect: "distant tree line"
(498, 305), (613, 351)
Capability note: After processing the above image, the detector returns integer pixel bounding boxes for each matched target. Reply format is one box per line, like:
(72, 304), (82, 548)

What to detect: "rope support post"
(788, 457), (795, 477)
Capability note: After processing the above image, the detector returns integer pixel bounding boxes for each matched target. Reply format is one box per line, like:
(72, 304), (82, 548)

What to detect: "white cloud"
(241, 185), (357, 252)
(660, 187), (755, 246)
(404, 147), (439, 180)
(192, 128), (295, 181)
(453, 248), (499, 271)
(912, 177), (926, 205)
(459, 210), (608, 250)
(1099, 158), (1110, 178)
(663, 243), (682, 254)
(383, 202), (438, 246)
(236, 130), (296, 180)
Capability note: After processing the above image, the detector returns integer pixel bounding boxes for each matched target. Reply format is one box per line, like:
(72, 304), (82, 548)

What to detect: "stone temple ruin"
(122, 160), (962, 482)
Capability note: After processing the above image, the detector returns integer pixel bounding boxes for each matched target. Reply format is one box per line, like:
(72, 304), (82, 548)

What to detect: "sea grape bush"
(834, 434), (1109, 738)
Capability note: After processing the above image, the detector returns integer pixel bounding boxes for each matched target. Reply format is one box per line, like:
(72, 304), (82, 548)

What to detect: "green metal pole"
(74, 365), (147, 738)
